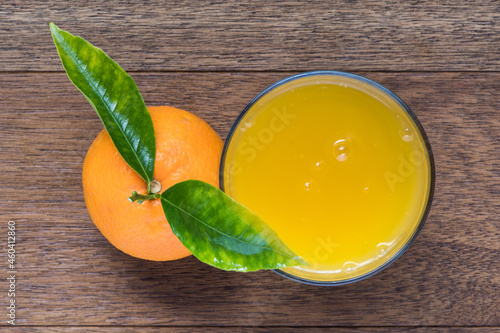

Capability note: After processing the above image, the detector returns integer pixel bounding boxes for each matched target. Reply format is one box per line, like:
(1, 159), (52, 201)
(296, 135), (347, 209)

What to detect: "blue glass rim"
(219, 70), (435, 286)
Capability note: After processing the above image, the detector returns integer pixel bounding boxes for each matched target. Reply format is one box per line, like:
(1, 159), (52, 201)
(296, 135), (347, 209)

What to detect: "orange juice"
(221, 72), (433, 284)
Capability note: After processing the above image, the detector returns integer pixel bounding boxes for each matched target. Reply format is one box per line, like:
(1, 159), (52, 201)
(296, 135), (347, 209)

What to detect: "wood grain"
(1, 328), (499, 333)
(0, 72), (498, 327)
(0, 0), (499, 72)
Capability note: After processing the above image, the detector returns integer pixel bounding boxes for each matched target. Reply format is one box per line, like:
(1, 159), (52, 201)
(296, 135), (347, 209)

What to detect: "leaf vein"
(60, 38), (151, 184)
(160, 196), (296, 260)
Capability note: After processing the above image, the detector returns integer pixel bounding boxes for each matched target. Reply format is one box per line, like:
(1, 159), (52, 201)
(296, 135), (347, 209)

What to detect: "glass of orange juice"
(220, 71), (434, 285)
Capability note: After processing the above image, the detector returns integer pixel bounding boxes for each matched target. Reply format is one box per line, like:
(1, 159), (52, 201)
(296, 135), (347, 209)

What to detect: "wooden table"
(1, 1), (498, 331)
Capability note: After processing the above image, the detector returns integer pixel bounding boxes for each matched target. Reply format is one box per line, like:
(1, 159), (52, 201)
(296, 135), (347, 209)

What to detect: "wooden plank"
(0, 72), (499, 327)
(1, 327), (499, 332)
(6, 223), (499, 326)
(0, 0), (498, 71)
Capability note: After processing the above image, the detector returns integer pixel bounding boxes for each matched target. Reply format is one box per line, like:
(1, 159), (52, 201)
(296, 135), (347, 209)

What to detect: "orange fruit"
(82, 106), (223, 261)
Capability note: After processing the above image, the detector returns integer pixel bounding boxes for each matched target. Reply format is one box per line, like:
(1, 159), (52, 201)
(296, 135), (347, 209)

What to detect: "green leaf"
(50, 23), (155, 186)
(160, 180), (307, 272)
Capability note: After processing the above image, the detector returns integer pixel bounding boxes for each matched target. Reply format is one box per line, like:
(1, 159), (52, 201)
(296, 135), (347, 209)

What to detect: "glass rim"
(219, 70), (436, 286)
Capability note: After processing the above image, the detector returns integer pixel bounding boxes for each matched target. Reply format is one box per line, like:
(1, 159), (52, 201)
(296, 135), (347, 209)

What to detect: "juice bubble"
(245, 117), (255, 128)
(334, 139), (350, 162)
(304, 181), (312, 191)
(376, 243), (390, 256)
(342, 262), (359, 273)
(400, 127), (413, 142)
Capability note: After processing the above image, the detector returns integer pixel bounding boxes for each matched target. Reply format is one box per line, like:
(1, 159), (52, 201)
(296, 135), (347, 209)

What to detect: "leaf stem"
(128, 191), (160, 204)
